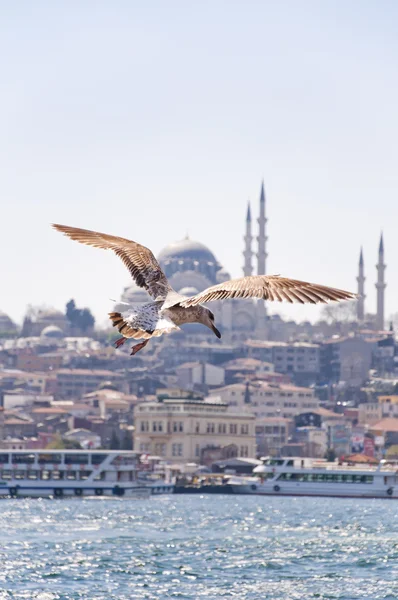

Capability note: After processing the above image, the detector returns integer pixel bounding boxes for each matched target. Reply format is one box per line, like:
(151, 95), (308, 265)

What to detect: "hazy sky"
(1, 1), (397, 328)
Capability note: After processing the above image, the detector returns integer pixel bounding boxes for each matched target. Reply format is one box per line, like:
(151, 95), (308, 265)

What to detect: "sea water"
(0, 495), (397, 599)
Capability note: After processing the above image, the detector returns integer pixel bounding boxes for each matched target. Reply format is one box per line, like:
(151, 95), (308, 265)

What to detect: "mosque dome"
(158, 237), (218, 265)
(40, 325), (65, 339)
(120, 284), (149, 305)
(216, 267), (231, 283)
(178, 286), (199, 297)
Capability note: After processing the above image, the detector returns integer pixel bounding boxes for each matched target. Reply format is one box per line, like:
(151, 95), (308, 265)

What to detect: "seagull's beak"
(211, 323), (221, 339)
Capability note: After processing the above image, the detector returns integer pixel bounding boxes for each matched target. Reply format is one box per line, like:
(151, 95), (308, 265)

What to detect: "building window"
(206, 423), (215, 434)
(195, 422), (200, 433)
(218, 423), (226, 434)
(195, 444), (200, 457)
(241, 424), (249, 435)
(179, 422), (183, 432)
(172, 443), (183, 457)
(240, 446), (249, 458)
(230, 424), (237, 435)
(173, 422), (178, 432)
(158, 422), (163, 432)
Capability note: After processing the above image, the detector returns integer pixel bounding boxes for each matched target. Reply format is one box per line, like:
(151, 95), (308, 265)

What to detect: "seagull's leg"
(114, 336), (127, 349)
(130, 339), (150, 355)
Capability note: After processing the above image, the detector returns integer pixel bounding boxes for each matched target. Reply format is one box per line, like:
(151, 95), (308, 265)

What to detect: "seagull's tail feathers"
(108, 312), (153, 340)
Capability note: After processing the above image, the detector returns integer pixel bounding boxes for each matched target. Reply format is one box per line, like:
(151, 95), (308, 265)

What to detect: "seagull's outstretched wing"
(52, 224), (173, 301)
(179, 275), (357, 307)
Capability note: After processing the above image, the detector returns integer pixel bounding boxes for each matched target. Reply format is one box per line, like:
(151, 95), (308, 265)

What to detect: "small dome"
(41, 325), (65, 339)
(158, 237), (217, 264)
(178, 286), (199, 297)
(216, 267), (230, 283)
(120, 284), (149, 305)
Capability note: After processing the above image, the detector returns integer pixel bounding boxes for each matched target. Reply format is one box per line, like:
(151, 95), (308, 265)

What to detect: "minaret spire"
(243, 201), (253, 276)
(257, 181), (267, 275)
(375, 232), (386, 331)
(356, 247), (365, 321)
(255, 181), (268, 336)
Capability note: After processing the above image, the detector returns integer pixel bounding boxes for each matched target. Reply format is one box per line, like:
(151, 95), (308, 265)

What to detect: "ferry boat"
(228, 456), (398, 499)
(0, 450), (151, 498)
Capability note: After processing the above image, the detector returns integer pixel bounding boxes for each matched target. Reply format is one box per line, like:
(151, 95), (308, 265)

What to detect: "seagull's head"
(205, 309), (221, 339)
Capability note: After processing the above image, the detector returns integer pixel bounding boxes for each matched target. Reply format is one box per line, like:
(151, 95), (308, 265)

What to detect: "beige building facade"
(134, 398), (256, 463)
(209, 381), (319, 419)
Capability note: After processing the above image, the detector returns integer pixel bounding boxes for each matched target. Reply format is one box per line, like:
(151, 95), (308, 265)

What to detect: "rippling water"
(0, 495), (397, 599)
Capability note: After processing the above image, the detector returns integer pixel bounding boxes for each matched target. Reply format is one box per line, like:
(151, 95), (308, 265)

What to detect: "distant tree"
(78, 308), (95, 332)
(321, 301), (357, 324)
(66, 299), (77, 324)
(110, 430), (120, 450)
(65, 299), (95, 333)
(324, 448), (336, 462)
(46, 434), (81, 450)
(121, 430), (133, 450)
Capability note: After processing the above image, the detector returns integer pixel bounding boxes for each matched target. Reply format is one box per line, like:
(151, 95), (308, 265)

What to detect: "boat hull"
(0, 484), (150, 499)
(230, 482), (398, 499)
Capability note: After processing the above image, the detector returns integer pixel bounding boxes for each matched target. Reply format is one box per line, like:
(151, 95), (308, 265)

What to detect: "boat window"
(52, 471), (64, 480)
(91, 454), (107, 465)
(79, 471), (92, 480)
(1, 470), (11, 479)
(325, 474), (334, 483)
(28, 470), (38, 480)
(286, 460), (294, 466)
(41, 470), (51, 480)
(38, 453), (62, 464)
(65, 454), (89, 465)
(66, 471), (76, 480)
(358, 475), (371, 484)
(13, 470), (25, 479)
(0, 454), (9, 463)
(12, 453), (35, 464)
(94, 472), (105, 481)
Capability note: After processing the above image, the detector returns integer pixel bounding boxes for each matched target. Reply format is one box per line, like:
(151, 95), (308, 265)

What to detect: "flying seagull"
(52, 224), (357, 355)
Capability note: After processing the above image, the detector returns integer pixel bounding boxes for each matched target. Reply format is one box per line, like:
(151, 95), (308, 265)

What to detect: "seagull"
(52, 224), (357, 355)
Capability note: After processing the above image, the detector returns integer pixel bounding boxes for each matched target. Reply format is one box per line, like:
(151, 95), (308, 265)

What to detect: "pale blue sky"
(1, 1), (397, 328)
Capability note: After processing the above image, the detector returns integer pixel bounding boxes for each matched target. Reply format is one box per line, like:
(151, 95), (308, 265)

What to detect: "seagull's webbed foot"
(114, 336), (127, 349)
(131, 339), (150, 355)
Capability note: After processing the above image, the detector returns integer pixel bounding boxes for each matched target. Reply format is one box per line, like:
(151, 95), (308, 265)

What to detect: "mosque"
(0, 183), (388, 339)
(120, 181), (389, 340)
(120, 184), (268, 341)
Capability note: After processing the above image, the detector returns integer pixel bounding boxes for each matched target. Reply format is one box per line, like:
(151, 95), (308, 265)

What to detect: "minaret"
(356, 247), (365, 321)
(257, 181), (267, 275)
(243, 202), (253, 277)
(375, 233), (386, 331)
(256, 181), (268, 335)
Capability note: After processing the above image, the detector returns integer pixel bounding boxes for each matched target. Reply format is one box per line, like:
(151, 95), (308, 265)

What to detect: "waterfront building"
(133, 396), (256, 463)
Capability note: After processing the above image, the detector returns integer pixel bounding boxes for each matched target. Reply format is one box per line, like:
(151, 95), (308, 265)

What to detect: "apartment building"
(209, 381), (319, 419)
(244, 340), (320, 384)
(134, 397), (256, 463)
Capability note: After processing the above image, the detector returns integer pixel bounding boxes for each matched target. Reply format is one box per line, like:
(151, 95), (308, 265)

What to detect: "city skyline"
(1, 2), (397, 325)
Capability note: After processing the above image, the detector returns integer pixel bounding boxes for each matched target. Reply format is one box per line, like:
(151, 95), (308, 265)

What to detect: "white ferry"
(228, 457), (398, 499)
(0, 450), (151, 498)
